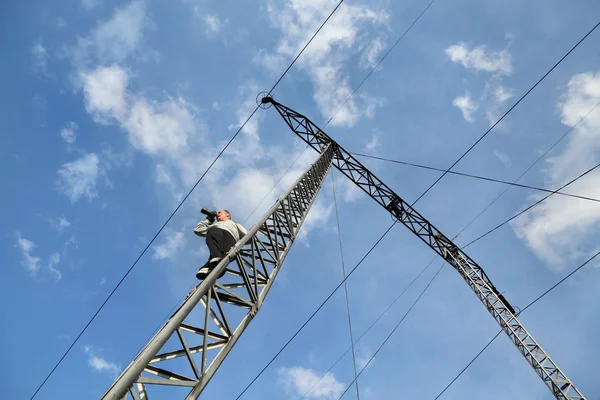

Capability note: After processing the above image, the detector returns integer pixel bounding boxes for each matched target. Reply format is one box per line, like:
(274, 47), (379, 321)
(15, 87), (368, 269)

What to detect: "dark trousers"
(206, 228), (237, 260)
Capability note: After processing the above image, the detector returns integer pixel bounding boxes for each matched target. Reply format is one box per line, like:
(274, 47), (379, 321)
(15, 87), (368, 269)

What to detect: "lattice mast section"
(102, 145), (334, 400)
(262, 96), (585, 400)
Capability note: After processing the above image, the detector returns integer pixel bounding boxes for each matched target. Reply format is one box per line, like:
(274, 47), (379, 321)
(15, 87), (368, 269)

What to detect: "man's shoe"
(196, 257), (224, 280)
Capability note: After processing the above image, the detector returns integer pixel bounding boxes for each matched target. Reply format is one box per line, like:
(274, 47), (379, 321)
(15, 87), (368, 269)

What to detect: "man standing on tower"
(193, 209), (248, 280)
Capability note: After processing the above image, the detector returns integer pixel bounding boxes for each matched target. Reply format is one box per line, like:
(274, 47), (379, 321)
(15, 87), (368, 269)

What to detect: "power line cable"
(235, 221), (397, 399)
(298, 257), (436, 399)
(307, 98), (600, 398)
(331, 171), (361, 400)
(243, 146), (310, 225)
(337, 263), (446, 399)
(351, 152), (600, 203)
(326, 0), (438, 125)
(452, 98), (600, 241)
(464, 161), (600, 248)
(234, 0), (443, 394)
(411, 20), (600, 206)
(127, 145), (314, 383)
(28, 1), (348, 397)
(433, 248), (600, 399)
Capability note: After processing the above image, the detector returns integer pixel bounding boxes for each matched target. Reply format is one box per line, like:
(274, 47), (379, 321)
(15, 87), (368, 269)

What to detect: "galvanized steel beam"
(262, 96), (585, 400)
(101, 144), (334, 400)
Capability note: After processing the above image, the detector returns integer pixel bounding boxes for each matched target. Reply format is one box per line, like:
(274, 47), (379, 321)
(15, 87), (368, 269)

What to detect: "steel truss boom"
(102, 145), (334, 399)
(262, 96), (585, 400)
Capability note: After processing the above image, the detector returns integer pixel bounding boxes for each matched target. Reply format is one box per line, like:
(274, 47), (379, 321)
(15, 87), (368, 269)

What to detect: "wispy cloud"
(68, 0), (148, 68)
(278, 366), (344, 399)
(60, 121), (78, 144)
(48, 252), (62, 281)
(493, 149), (511, 168)
(364, 134), (379, 151)
(194, 8), (227, 37)
(31, 43), (49, 75)
(256, 0), (389, 127)
(83, 346), (120, 378)
(49, 216), (71, 233)
(57, 153), (101, 202)
(445, 41), (512, 75)
(16, 235), (41, 273)
(452, 92), (478, 122)
(153, 230), (185, 260)
(512, 71), (600, 269)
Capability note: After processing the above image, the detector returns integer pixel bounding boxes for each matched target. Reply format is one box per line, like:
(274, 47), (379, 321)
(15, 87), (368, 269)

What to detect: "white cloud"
(359, 38), (385, 69)
(48, 252), (62, 281)
(49, 216), (71, 233)
(81, 65), (129, 123)
(31, 43), (49, 75)
(124, 97), (195, 155)
(16, 236), (41, 273)
(153, 230), (186, 260)
(81, 65), (197, 157)
(445, 41), (512, 75)
(258, 0), (389, 127)
(69, 0), (147, 68)
(278, 366), (344, 399)
(452, 93), (478, 122)
(493, 149), (511, 168)
(512, 71), (600, 269)
(483, 82), (515, 126)
(57, 153), (101, 202)
(297, 199), (334, 244)
(60, 121), (78, 144)
(194, 8), (227, 37)
(84, 346), (120, 377)
(364, 134), (379, 151)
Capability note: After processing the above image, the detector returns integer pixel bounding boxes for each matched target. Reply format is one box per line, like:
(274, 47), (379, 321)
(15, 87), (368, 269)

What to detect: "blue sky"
(2, 0), (600, 399)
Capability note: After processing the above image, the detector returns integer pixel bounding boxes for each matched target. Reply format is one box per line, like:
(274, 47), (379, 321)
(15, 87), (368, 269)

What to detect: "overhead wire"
(298, 257), (436, 399)
(28, 0), (349, 397)
(337, 264), (446, 399)
(326, 0), (439, 126)
(331, 171), (361, 400)
(305, 96), (600, 399)
(351, 152), (600, 204)
(464, 161), (600, 248)
(235, 221), (397, 399)
(235, 1), (443, 395)
(410, 20), (600, 207)
(433, 248), (600, 399)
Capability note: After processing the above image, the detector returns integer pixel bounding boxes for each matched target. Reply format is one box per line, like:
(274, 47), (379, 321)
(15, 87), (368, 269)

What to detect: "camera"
(201, 208), (217, 219)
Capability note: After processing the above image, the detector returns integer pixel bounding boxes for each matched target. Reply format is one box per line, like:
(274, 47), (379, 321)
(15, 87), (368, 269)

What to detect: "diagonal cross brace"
(262, 96), (585, 400)
(102, 144), (334, 400)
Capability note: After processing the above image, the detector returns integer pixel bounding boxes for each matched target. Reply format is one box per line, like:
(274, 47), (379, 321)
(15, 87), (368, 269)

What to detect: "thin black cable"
(433, 248), (600, 399)
(298, 257), (436, 400)
(131, 146), (314, 378)
(338, 263), (446, 399)
(29, 0), (348, 396)
(433, 329), (503, 399)
(331, 172), (361, 400)
(235, 221), (396, 399)
(454, 98), (600, 240)
(29, 107), (259, 400)
(465, 161), (600, 248)
(326, 0), (438, 126)
(411, 20), (600, 206)
(243, 146), (310, 225)
(351, 152), (600, 204)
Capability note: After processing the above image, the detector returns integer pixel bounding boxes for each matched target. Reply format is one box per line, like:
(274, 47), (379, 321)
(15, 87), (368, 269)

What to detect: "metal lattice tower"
(262, 96), (585, 400)
(102, 145), (334, 399)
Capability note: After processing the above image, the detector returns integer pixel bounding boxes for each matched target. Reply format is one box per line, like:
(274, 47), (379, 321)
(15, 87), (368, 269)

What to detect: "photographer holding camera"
(193, 208), (248, 280)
